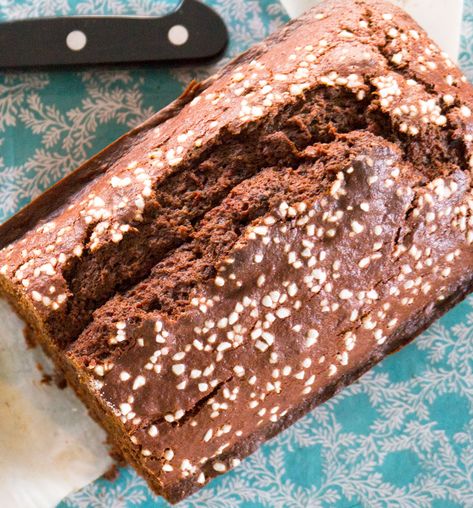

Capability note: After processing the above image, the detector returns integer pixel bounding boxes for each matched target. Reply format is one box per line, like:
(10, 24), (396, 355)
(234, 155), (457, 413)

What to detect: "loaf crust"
(2, 0), (473, 502)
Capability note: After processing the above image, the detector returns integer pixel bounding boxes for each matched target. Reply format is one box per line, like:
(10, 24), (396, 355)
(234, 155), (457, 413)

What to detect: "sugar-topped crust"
(2, 0), (473, 503)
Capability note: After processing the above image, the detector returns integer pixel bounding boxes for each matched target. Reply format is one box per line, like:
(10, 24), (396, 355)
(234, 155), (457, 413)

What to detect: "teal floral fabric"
(0, 1), (472, 507)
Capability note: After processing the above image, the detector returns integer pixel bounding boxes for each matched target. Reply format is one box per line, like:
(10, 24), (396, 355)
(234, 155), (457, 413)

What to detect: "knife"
(0, 0), (228, 68)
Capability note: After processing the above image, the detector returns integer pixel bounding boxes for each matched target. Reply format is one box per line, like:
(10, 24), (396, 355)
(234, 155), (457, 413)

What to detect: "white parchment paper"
(0, 298), (112, 508)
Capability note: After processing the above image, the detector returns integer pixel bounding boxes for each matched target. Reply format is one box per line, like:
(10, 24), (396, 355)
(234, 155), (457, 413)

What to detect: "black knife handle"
(0, 0), (228, 67)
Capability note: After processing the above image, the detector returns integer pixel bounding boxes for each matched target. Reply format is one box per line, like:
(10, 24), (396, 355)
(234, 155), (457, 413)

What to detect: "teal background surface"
(0, 1), (472, 506)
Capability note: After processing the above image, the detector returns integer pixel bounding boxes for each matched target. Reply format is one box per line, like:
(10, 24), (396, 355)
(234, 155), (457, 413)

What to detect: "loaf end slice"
(67, 130), (473, 502)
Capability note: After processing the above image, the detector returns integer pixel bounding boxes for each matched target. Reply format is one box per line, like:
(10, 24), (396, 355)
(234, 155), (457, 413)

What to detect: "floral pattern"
(0, 1), (472, 507)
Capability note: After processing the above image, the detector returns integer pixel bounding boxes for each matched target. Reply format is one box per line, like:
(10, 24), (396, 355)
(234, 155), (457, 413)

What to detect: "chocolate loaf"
(2, 0), (473, 503)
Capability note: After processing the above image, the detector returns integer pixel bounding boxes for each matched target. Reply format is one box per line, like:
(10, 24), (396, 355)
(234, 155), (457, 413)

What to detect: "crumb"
(35, 362), (52, 385)
(41, 373), (53, 385)
(54, 373), (67, 389)
(36, 361), (67, 388)
(108, 446), (126, 467)
(102, 463), (120, 482)
(23, 325), (37, 349)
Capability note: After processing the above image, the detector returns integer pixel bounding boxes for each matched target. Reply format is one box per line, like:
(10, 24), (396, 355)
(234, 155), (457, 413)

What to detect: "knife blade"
(0, 0), (228, 68)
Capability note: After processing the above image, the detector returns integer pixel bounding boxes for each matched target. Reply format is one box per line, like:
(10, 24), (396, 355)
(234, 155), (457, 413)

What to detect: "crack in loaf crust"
(2, 0), (473, 503)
